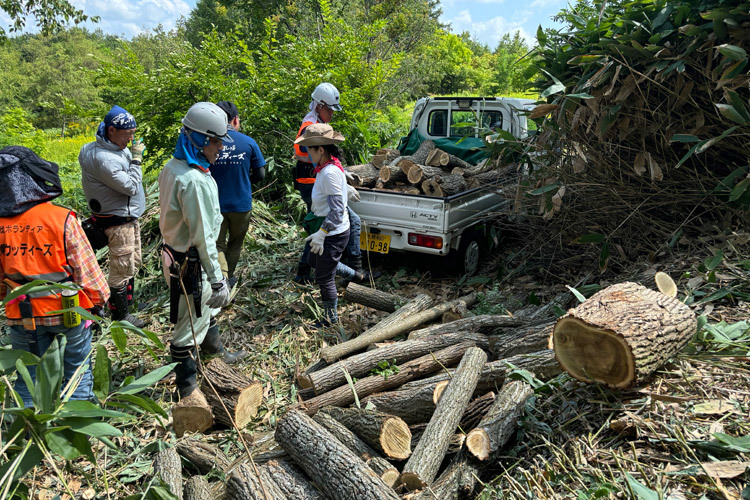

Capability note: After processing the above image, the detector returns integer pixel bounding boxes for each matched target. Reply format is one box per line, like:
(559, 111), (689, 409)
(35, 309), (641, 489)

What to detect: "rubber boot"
(108, 284), (147, 328)
(293, 260), (313, 285)
(348, 254), (381, 282)
(200, 319), (248, 364)
(314, 298), (339, 328)
(170, 344), (198, 399)
(127, 277), (135, 307)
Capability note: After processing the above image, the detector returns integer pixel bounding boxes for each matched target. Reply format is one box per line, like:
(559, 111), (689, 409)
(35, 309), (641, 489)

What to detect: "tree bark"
(263, 459), (325, 500)
(343, 283), (405, 313)
(176, 437), (231, 474)
(184, 476), (211, 500)
(407, 450), (479, 500)
(388, 185), (422, 195)
(409, 314), (522, 340)
(319, 294), (433, 362)
(409, 424), (466, 455)
(445, 151), (474, 171)
(200, 358), (263, 429)
(406, 164), (446, 184)
(275, 410), (400, 500)
(312, 411), (399, 487)
(489, 322), (555, 360)
(172, 388), (213, 438)
(321, 406), (412, 460)
(436, 173), (468, 196)
(459, 392), (496, 431)
(466, 380), (533, 461)
(296, 341), (477, 415)
(347, 164), (380, 188)
(425, 149), (449, 167)
(421, 177), (443, 197)
(154, 447), (183, 500)
(410, 140), (437, 165)
(552, 282), (697, 388)
(299, 332), (487, 395)
(441, 299), (469, 324)
(226, 462), (287, 500)
(399, 347), (487, 491)
(379, 164), (407, 184)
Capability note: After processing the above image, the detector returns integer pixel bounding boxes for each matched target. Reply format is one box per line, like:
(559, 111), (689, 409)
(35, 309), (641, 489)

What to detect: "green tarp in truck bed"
(397, 129), (489, 166)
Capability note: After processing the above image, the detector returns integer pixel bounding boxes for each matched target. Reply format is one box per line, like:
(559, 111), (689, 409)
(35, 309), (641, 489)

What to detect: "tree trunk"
(296, 341), (477, 415)
(459, 392), (496, 431)
(312, 411), (399, 487)
(263, 459), (326, 500)
(172, 388), (213, 438)
(343, 282), (405, 313)
(409, 314), (522, 340)
(226, 462), (287, 500)
(184, 476), (211, 500)
(320, 406), (412, 460)
(407, 450), (479, 500)
(275, 411), (400, 500)
(425, 149), (449, 167)
(176, 437), (231, 474)
(437, 173), (468, 196)
(552, 282), (697, 388)
(347, 164), (380, 188)
(399, 347), (487, 491)
(406, 164), (446, 184)
(319, 294), (433, 363)
(379, 164), (407, 184)
(421, 177), (443, 197)
(409, 424), (466, 455)
(489, 322), (555, 360)
(200, 358), (263, 429)
(299, 332), (487, 395)
(466, 380), (533, 461)
(154, 447), (183, 500)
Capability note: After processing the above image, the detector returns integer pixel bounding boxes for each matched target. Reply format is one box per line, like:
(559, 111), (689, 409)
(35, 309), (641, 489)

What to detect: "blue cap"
(104, 105), (137, 130)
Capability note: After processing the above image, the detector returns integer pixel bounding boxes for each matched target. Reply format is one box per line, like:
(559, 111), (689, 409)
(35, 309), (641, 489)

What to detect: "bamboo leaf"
(625, 473), (659, 500)
(671, 134), (701, 143)
(715, 103), (747, 124)
(114, 364), (177, 395)
(93, 344), (111, 402)
(718, 44), (747, 61)
(729, 177), (750, 202)
(566, 285), (586, 303)
(573, 233), (606, 244)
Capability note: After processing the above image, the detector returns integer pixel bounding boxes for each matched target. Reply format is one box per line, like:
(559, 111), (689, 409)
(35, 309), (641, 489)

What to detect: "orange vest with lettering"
(0, 202), (94, 320)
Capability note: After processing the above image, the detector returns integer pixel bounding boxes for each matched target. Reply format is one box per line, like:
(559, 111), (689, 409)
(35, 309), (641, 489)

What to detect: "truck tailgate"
(351, 190), (446, 232)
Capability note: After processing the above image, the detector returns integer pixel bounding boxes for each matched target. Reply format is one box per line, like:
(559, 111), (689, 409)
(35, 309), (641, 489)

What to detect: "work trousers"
(161, 251), (214, 348)
(105, 220), (142, 288)
(310, 230), (349, 302)
(10, 322), (93, 407)
(216, 210), (252, 279)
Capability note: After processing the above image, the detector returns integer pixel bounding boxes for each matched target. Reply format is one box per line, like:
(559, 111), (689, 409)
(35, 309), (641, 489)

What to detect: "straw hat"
(294, 123), (345, 146)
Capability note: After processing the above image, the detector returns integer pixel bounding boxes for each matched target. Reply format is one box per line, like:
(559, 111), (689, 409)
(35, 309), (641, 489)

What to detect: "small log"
(374, 179), (386, 190)
(172, 388), (213, 438)
(409, 314), (522, 340)
(489, 322), (555, 360)
(399, 347), (487, 491)
(296, 341), (476, 415)
(226, 462), (287, 500)
(407, 450), (478, 500)
(321, 406), (412, 460)
(154, 447), (183, 500)
(450, 167), (465, 176)
(465, 168), (504, 184)
(373, 149), (400, 167)
(263, 459), (326, 500)
(347, 164), (380, 187)
(421, 177), (443, 197)
(459, 392), (496, 430)
(379, 164), (407, 184)
(299, 332), (487, 395)
(436, 173), (467, 196)
(275, 410), (400, 500)
(409, 424), (465, 455)
(410, 140), (437, 165)
(319, 294), (434, 363)
(425, 148), (449, 167)
(397, 158), (418, 176)
(312, 411), (399, 486)
(371, 154), (388, 168)
(321, 294), (477, 363)
(406, 164), (445, 184)
(444, 151), (474, 171)
(553, 282), (697, 388)
(343, 282), (405, 313)
(176, 437), (231, 474)
(466, 380), (533, 461)
(184, 476), (211, 500)
(200, 358), (263, 429)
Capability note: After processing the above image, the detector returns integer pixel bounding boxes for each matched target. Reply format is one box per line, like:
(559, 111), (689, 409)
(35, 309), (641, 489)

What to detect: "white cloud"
(443, 10), (535, 48)
(71, 0), (192, 38)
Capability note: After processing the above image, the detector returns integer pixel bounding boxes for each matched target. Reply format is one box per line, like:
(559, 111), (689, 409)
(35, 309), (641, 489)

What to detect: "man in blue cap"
(79, 105), (147, 328)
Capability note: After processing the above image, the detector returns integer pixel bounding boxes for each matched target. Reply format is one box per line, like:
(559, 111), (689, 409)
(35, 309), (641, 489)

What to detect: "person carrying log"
(158, 102), (248, 400)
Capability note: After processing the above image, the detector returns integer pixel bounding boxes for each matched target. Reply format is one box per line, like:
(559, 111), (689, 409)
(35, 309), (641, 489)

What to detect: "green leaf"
(712, 433), (750, 453)
(112, 393), (168, 418)
(45, 428), (85, 460)
(718, 44), (747, 61)
(574, 233), (606, 244)
(113, 363), (177, 395)
(57, 417), (123, 438)
(599, 242), (610, 272)
(0, 441), (44, 484)
(341, 366), (360, 409)
(729, 177), (750, 202)
(566, 285), (586, 303)
(566, 93), (594, 99)
(567, 55), (604, 65)
(540, 81), (565, 99)
(705, 250), (723, 270)
(93, 344), (111, 402)
(671, 134), (701, 143)
(0, 349), (39, 372)
(58, 400), (132, 419)
(111, 326), (127, 353)
(675, 140), (706, 168)
(528, 182), (560, 195)
(35, 335), (65, 414)
(625, 473), (659, 500)
(716, 103), (748, 124)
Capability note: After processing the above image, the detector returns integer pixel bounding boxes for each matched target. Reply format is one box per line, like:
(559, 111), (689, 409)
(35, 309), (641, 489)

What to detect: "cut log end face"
(382, 417), (413, 460)
(465, 429), (490, 461)
(399, 471), (427, 492)
(235, 383), (264, 427)
(553, 317), (635, 388)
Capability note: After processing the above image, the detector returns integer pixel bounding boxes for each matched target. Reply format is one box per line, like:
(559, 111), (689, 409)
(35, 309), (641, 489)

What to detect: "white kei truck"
(350, 96), (533, 275)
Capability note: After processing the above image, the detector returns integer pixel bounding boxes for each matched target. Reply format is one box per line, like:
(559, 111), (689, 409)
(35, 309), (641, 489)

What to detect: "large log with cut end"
(465, 380), (533, 460)
(397, 158), (418, 176)
(379, 164), (407, 184)
(409, 314), (522, 340)
(154, 447), (183, 500)
(297, 341), (476, 415)
(176, 437), (231, 474)
(200, 358), (263, 429)
(299, 332), (487, 395)
(552, 282), (697, 388)
(399, 347), (487, 491)
(426, 148), (449, 167)
(172, 388), (213, 438)
(343, 282), (405, 313)
(409, 424), (465, 455)
(319, 294), (433, 362)
(347, 164), (380, 187)
(406, 164), (446, 184)
(275, 410), (400, 500)
(437, 173), (468, 196)
(421, 177), (443, 197)
(225, 462), (287, 500)
(410, 140), (437, 165)
(263, 460), (325, 500)
(321, 406), (412, 460)
(489, 322), (555, 360)
(184, 476), (211, 500)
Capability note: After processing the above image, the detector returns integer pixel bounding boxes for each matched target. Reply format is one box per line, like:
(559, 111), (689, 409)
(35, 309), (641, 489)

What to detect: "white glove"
(345, 170), (355, 184)
(206, 279), (230, 308)
(305, 229), (327, 255)
(347, 184), (361, 203)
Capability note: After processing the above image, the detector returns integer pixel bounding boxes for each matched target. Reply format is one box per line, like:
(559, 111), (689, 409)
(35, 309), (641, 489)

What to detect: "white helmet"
(311, 82), (342, 111)
(181, 102), (234, 143)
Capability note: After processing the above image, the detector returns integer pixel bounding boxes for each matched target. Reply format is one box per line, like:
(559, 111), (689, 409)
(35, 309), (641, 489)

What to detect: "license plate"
(360, 232), (391, 254)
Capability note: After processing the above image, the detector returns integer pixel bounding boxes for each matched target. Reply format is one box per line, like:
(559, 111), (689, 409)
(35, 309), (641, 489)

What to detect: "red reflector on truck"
(408, 233), (443, 249)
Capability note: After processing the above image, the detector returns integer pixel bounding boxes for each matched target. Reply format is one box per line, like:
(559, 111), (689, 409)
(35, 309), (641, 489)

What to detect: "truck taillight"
(408, 233), (443, 249)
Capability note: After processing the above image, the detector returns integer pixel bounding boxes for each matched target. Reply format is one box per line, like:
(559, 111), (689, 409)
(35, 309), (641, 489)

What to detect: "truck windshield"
(427, 107), (505, 138)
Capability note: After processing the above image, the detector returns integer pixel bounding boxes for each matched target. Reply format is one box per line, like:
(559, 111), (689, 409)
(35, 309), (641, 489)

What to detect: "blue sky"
(2, 0), (567, 48)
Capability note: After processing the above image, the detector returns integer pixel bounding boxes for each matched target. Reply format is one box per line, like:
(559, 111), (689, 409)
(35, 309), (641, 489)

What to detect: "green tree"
(493, 31), (533, 94)
(1, 0), (99, 38)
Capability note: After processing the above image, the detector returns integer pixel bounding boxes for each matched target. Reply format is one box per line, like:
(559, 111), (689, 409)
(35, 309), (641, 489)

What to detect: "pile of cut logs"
(163, 280), (696, 500)
(347, 141), (507, 197)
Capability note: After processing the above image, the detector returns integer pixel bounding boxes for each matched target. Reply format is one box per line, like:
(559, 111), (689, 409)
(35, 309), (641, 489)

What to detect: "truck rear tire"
(450, 230), (482, 276)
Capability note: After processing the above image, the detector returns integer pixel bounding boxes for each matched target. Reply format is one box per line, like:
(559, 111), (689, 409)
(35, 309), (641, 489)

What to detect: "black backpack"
(0, 146), (63, 217)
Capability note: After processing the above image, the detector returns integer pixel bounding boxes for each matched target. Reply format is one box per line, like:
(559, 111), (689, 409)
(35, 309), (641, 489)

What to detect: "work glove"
(347, 184), (361, 203)
(206, 279), (231, 309)
(130, 139), (146, 161)
(305, 229), (327, 256)
(345, 170), (355, 184)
